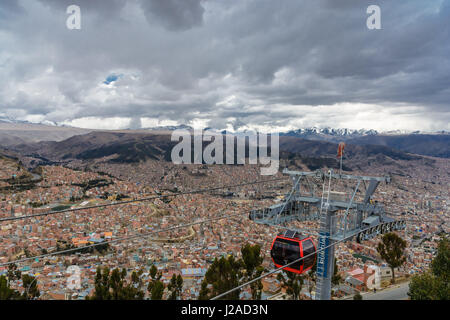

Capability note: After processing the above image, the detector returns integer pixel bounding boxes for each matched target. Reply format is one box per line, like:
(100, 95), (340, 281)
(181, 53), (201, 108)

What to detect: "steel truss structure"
(249, 168), (406, 300)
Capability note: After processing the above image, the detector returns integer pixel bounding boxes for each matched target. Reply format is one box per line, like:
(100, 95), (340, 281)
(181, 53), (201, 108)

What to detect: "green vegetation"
(167, 274), (183, 300)
(0, 182), (37, 193)
(87, 265), (174, 300)
(0, 275), (22, 300)
(22, 274), (40, 299)
(199, 243), (265, 300)
(377, 233), (407, 283)
(352, 253), (379, 264)
(305, 263), (317, 298)
(431, 237), (449, 281)
(277, 270), (304, 300)
(148, 265), (165, 300)
(241, 243), (264, 299)
(5, 173), (33, 184)
(51, 205), (72, 212)
(332, 257), (342, 286)
(0, 265), (40, 300)
(408, 237), (449, 300)
(7, 264), (22, 281)
(30, 201), (46, 208)
(72, 179), (113, 192)
(353, 292), (363, 300)
(70, 195), (84, 202)
(199, 254), (242, 300)
(87, 267), (145, 300)
(56, 241), (109, 255)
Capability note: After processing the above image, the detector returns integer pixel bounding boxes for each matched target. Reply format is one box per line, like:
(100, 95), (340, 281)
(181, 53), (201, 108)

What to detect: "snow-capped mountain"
(0, 116), (92, 146)
(0, 116), (58, 126)
(0, 116), (25, 124)
(279, 127), (379, 142)
(284, 127), (378, 135)
(144, 124), (193, 131)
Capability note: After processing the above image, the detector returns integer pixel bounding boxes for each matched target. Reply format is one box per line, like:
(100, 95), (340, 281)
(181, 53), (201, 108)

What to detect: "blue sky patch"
(103, 74), (122, 85)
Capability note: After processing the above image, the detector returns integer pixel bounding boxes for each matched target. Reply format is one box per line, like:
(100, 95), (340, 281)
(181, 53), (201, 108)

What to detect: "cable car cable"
(0, 211), (246, 268)
(0, 179), (283, 267)
(210, 223), (397, 300)
(0, 177), (287, 223)
(0, 175), (285, 267)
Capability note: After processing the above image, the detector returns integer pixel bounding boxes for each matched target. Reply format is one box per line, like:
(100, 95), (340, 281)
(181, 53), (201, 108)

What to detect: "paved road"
(362, 281), (410, 300)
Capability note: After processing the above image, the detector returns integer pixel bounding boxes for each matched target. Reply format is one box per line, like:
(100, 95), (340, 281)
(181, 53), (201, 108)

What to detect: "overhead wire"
(0, 212), (244, 268)
(0, 177), (287, 222)
(3, 165), (427, 299)
(1, 176), (287, 268)
(210, 223), (394, 300)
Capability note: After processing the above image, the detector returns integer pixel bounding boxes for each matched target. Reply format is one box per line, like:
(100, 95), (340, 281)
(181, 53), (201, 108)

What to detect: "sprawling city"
(0, 0), (448, 315)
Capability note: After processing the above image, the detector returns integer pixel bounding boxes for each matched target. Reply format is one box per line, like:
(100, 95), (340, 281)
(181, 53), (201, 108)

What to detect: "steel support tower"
(316, 207), (335, 300)
(250, 168), (405, 300)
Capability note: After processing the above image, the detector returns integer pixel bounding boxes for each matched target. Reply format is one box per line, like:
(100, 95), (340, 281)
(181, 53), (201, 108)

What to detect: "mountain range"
(0, 118), (92, 146)
(0, 130), (435, 175)
(0, 120), (448, 168)
(280, 127), (450, 158)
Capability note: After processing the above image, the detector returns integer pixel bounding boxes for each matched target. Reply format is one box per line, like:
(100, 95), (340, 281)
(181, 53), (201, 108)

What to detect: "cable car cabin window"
(271, 238), (302, 270)
(302, 239), (316, 271)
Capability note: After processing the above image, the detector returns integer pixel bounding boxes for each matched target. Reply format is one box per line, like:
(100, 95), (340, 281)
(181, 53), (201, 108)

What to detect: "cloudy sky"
(0, 0), (449, 132)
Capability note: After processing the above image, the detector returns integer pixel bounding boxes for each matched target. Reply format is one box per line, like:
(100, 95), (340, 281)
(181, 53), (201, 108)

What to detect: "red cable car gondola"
(270, 230), (317, 274)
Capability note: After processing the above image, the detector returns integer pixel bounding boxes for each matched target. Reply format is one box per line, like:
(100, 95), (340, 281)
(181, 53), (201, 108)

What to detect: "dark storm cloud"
(0, 0), (24, 29)
(0, 0), (448, 131)
(140, 0), (205, 31)
(37, 0), (127, 17)
(0, 0), (23, 17)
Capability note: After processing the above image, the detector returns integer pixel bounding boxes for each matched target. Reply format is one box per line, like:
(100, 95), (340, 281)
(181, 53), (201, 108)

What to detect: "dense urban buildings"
(0, 152), (447, 300)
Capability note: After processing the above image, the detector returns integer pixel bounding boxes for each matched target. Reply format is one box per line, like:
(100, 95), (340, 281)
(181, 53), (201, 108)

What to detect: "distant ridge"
(279, 127), (379, 142)
(347, 134), (450, 158)
(1, 117), (448, 158)
(0, 119), (92, 146)
(277, 127), (449, 158)
(143, 124), (193, 131)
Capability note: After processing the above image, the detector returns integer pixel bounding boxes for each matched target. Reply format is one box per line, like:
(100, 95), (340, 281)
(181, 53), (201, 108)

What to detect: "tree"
(7, 263), (22, 282)
(168, 274), (183, 300)
(124, 269), (145, 300)
(240, 243), (264, 299)
(408, 272), (436, 300)
(200, 255), (242, 300)
(431, 237), (449, 282)
(150, 280), (165, 300)
(0, 275), (22, 300)
(332, 257), (342, 286)
(23, 248), (31, 258)
(377, 233), (407, 283)
(109, 268), (126, 299)
(353, 292), (363, 300)
(131, 269), (144, 288)
(148, 265), (165, 300)
(198, 243), (266, 300)
(408, 237), (449, 300)
(198, 280), (210, 300)
(22, 274), (40, 300)
(88, 267), (145, 300)
(305, 263), (317, 299)
(277, 270), (304, 300)
(89, 266), (111, 300)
